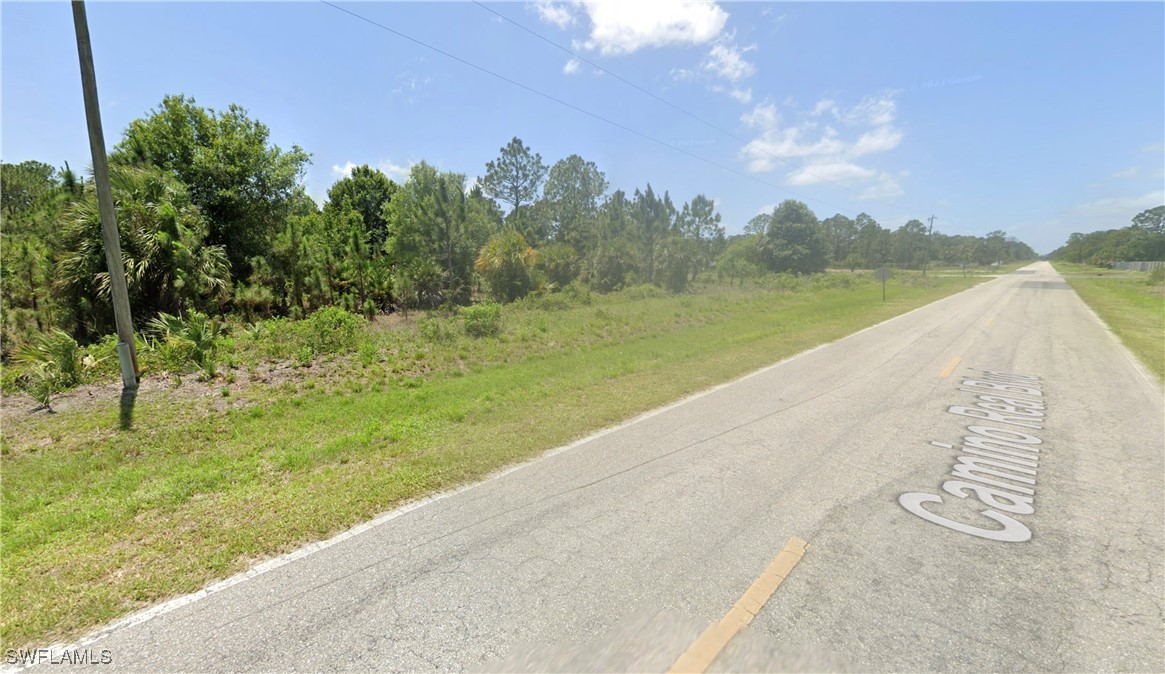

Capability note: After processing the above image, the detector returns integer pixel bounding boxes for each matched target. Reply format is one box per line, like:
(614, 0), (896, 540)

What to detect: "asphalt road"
(34, 262), (1165, 672)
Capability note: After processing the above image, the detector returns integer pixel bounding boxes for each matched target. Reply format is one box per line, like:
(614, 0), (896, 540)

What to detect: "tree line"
(1047, 206), (1165, 266)
(1, 94), (1040, 357)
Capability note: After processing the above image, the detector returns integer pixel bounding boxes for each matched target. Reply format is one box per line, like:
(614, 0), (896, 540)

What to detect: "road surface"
(30, 262), (1165, 672)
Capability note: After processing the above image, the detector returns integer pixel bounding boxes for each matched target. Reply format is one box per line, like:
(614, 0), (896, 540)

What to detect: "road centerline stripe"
(667, 537), (809, 674)
(939, 356), (962, 378)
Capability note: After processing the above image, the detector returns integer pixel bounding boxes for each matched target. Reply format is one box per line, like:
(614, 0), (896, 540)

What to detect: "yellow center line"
(667, 537), (809, 674)
(939, 356), (962, 378)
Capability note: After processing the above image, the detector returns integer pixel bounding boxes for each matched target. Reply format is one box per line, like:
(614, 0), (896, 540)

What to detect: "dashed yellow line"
(667, 537), (809, 674)
(939, 356), (962, 378)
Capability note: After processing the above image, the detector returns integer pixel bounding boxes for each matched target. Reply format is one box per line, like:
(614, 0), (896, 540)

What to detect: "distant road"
(35, 262), (1164, 672)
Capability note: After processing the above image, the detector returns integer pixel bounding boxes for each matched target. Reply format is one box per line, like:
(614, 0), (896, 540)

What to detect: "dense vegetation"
(1, 95), (1039, 401)
(1048, 206), (1165, 266)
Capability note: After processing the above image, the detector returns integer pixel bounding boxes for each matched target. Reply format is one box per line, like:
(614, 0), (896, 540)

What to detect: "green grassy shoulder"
(1, 272), (984, 648)
(1053, 262), (1165, 381)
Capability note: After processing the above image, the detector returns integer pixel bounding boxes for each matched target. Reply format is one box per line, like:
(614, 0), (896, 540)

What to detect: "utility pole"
(72, 0), (138, 389)
(923, 214), (937, 279)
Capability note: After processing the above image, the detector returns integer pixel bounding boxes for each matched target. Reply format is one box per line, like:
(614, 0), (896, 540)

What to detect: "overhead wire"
(319, 0), (861, 220)
(471, 1), (926, 223)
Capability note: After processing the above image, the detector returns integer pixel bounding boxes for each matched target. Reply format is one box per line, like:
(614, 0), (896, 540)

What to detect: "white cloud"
(533, 0), (575, 29)
(378, 161), (412, 183)
(1111, 167), (1138, 179)
(331, 160), (411, 183)
(703, 41), (755, 82)
(331, 161), (358, 179)
(730, 87), (752, 104)
(740, 126), (847, 173)
(578, 1), (728, 55)
(810, 98), (837, 117)
(563, 58), (581, 75)
(859, 173), (905, 200)
(786, 162), (876, 186)
(1141, 143), (1164, 153)
(851, 125), (904, 157)
(738, 93), (908, 199)
(741, 102), (779, 130)
(1073, 190), (1165, 220)
(842, 94), (897, 126)
(670, 67), (698, 81)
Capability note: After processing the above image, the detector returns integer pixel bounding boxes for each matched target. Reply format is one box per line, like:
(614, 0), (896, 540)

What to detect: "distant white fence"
(1113, 261), (1165, 272)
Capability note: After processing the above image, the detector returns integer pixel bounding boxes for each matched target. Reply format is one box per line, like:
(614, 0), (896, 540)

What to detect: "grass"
(1053, 262), (1165, 381)
(0, 271), (987, 649)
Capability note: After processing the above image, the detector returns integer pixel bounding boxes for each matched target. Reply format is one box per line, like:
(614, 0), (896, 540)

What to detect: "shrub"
(536, 242), (579, 289)
(299, 306), (363, 354)
(147, 310), (225, 379)
(562, 280), (593, 305)
(12, 330), (85, 409)
(462, 302), (503, 338)
(476, 231), (538, 303)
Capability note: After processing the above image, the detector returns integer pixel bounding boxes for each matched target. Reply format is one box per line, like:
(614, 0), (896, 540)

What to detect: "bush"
(13, 329), (84, 389)
(562, 281), (593, 305)
(299, 306), (364, 354)
(147, 310), (225, 379)
(461, 302), (503, 338)
(12, 330), (86, 409)
(536, 242), (579, 289)
(476, 231), (538, 303)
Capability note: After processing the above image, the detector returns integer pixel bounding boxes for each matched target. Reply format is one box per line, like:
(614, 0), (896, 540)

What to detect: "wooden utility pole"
(72, 0), (138, 389)
(923, 214), (937, 279)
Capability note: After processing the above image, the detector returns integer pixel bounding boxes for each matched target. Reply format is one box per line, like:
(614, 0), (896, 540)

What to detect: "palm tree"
(55, 165), (230, 335)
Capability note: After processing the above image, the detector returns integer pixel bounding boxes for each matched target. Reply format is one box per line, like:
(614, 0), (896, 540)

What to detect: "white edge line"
(1063, 277), (1163, 396)
(10, 274), (1003, 668)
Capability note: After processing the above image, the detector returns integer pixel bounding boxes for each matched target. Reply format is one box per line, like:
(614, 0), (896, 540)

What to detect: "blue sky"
(3, 1), (1162, 253)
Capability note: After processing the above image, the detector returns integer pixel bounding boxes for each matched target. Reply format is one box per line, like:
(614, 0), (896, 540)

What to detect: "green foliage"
(14, 330), (84, 390)
(542, 154), (607, 249)
(12, 330), (87, 409)
(326, 165), (397, 247)
(476, 230), (539, 302)
(535, 242), (579, 289)
(656, 236), (700, 293)
(1, 94), (1045, 376)
(756, 200), (828, 274)
(461, 302), (503, 338)
(21, 362), (64, 409)
(581, 237), (637, 292)
(299, 306), (364, 355)
(716, 236), (764, 285)
(57, 165), (231, 339)
(419, 315), (455, 343)
(384, 162), (496, 304)
(1148, 266), (1165, 285)
(113, 94), (311, 277)
(1, 161), (58, 218)
(480, 136), (547, 215)
(1050, 206), (1165, 264)
(147, 310), (225, 379)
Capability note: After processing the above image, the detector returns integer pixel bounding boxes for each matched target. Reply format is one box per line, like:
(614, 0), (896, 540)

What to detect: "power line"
(319, 0), (856, 220)
(471, 0), (918, 220)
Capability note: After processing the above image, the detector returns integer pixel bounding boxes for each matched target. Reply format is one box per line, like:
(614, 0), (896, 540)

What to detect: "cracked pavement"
(38, 262), (1164, 672)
